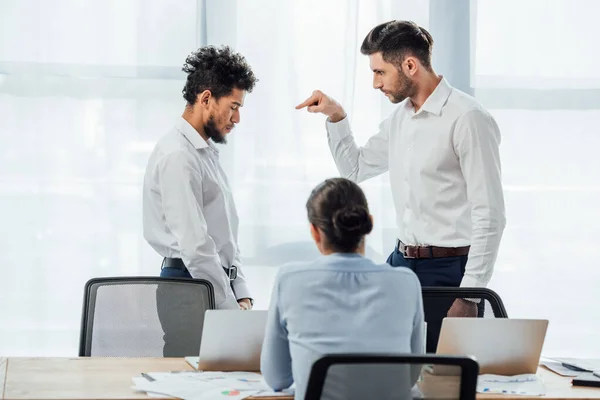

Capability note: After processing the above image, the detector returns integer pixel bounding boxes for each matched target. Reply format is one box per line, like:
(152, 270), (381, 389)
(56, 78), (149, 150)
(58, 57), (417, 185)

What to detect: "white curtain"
(0, 0), (200, 355)
(207, 0), (430, 308)
(472, 0), (600, 358)
(0, 0), (598, 358)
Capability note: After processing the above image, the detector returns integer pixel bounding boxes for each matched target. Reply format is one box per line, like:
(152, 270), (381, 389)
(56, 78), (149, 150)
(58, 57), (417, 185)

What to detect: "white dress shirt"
(327, 78), (506, 288)
(143, 117), (251, 309)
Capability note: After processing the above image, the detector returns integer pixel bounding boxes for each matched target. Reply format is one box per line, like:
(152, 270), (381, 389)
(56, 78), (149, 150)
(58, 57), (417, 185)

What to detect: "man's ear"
(405, 57), (418, 76)
(197, 90), (212, 108)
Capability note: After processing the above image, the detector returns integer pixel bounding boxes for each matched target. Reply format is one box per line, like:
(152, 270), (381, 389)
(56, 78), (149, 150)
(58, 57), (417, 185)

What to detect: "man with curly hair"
(143, 45), (257, 328)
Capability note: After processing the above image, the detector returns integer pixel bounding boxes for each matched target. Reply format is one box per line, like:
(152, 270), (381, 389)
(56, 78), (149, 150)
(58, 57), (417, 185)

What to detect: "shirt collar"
(176, 117), (219, 152)
(415, 77), (453, 116)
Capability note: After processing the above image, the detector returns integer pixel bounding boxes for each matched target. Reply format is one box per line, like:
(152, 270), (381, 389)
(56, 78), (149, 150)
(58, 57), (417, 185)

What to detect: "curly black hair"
(182, 45), (258, 105)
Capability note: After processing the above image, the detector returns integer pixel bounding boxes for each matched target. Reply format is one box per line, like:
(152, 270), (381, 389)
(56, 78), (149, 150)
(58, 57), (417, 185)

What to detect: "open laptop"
(185, 310), (268, 372)
(434, 318), (549, 375)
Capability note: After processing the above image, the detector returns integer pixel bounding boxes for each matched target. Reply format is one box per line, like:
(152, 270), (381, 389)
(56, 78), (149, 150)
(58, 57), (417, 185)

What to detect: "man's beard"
(204, 116), (227, 144)
(388, 69), (417, 104)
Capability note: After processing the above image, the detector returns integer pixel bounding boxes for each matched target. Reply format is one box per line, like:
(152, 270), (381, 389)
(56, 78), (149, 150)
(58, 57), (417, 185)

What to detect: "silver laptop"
(435, 318), (549, 375)
(187, 310), (268, 372)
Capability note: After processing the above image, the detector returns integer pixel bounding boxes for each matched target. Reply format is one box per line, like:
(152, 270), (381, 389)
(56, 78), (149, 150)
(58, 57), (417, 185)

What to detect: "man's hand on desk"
(238, 298), (252, 310)
(447, 298), (477, 318)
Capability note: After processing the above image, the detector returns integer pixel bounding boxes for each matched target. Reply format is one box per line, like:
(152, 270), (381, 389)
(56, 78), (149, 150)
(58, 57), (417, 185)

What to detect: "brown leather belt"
(396, 239), (470, 259)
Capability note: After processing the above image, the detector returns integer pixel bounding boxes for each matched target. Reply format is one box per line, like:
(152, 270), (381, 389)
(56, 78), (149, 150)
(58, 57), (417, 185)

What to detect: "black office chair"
(305, 354), (479, 400)
(421, 287), (508, 353)
(79, 276), (215, 357)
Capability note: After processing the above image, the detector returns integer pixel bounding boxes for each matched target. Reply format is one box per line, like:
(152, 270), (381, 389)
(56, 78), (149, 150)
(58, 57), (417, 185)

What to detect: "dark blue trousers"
(157, 263), (239, 356)
(160, 266), (193, 279)
(387, 248), (467, 353)
(156, 265), (200, 357)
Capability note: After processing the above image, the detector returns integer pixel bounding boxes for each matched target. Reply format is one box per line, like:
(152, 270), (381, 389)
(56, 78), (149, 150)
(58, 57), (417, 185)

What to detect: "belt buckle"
(227, 266), (238, 281)
(407, 246), (420, 259)
(399, 241), (418, 259)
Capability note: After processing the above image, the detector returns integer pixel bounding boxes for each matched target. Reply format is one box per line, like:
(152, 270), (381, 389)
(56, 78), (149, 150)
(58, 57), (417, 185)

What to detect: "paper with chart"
(476, 374), (546, 396)
(132, 371), (273, 400)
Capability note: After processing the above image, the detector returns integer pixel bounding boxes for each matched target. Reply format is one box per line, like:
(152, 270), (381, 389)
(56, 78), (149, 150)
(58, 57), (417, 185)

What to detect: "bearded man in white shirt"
(143, 46), (257, 355)
(297, 20), (506, 352)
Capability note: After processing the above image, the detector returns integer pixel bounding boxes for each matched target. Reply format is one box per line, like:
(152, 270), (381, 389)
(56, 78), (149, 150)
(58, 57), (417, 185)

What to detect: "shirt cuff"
(459, 275), (486, 304)
(232, 279), (252, 302)
(459, 274), (487, 288)
(326, 116), (351, 141)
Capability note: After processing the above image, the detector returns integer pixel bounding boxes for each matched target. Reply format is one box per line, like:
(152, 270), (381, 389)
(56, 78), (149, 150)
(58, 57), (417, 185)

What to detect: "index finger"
(295, 94), (318, 110)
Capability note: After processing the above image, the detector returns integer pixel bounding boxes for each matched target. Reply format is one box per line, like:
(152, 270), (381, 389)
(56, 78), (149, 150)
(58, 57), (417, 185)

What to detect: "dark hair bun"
(306, 177), (373, 252)
(332, 205), (373, 237)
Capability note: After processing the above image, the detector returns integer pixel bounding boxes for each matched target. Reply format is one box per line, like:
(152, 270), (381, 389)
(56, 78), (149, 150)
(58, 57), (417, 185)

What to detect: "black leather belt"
(162, 257), (237, 281)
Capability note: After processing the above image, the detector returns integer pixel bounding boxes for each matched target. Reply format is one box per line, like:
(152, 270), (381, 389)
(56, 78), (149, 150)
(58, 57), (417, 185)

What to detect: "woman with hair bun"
(260, 178), (424, 400)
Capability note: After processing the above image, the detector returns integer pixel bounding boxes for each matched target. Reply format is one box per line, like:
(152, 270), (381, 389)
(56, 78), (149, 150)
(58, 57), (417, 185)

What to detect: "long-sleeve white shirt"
(143, 117), (251, 309)
(326, 78), (506, 288)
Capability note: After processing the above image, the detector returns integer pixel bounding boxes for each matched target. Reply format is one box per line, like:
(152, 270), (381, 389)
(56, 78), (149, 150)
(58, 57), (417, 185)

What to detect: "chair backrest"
(421, 287), (507, 353)
(421, 287), (508, 318)
(305, 354), (479, 400)
(79, 276), (215, 357)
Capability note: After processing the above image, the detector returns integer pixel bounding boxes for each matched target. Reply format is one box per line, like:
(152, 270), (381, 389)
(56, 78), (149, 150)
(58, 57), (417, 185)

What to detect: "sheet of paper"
(132, 378), (176, 398)
(133, 379), (260, 400)
(548, 357), (600, 372)
(477, 374), (545, 396)
(184, 356), (199, 370)
(253, 382), (296, 397)
(131, 377), (176, 399)
(253, 389), (295, 397)
(146, 371), (269, 391)
(539, 360), (580, 377)
(133, 371), (270, 400)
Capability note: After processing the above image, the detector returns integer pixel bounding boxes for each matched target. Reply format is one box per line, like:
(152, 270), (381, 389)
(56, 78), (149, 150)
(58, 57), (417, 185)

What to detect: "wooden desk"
(420, 367), (600, 400)
(1, 358), (289, 400)
(1, 357), (599, 400)
(0, 358), (7, 399)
